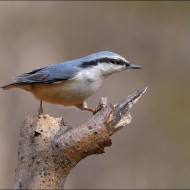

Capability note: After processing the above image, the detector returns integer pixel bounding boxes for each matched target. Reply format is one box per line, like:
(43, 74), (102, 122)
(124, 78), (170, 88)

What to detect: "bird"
(1, 51), (142, 115)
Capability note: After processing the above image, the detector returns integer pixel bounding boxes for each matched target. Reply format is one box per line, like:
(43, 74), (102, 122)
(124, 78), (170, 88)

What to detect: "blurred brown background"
(0, 1), (190, 189)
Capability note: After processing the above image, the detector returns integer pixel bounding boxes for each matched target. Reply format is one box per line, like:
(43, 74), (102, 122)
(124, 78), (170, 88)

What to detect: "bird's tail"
(0, 83), (17, 90)
(0, 83), (32, 91)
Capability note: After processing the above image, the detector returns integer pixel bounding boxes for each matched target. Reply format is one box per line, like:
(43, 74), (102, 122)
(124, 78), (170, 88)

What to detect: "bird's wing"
(13, 62), (79, 84)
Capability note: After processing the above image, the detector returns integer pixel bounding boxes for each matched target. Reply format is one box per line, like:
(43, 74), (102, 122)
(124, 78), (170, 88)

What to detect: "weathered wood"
(14, 87), (147, 189)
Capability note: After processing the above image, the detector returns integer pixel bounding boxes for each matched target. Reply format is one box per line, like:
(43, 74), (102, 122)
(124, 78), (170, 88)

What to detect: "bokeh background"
(0, 1), (190, 189)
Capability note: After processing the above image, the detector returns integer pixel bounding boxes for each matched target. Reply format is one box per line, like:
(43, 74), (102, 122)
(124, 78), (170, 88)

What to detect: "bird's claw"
(38, 108), (44, 115)
(93, 97), (107, 115)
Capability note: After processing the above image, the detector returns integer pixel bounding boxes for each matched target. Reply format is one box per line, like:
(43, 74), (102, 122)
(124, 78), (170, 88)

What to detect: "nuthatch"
(1, 51), (142, 114)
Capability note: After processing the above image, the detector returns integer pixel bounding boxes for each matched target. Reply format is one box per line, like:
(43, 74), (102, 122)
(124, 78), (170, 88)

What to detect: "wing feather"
(14, 69), (50, 83)
(13, 62), (79, 84)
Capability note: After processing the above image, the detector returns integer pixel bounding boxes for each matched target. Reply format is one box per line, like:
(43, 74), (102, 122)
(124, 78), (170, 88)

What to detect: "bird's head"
(79, 51), (142, 77)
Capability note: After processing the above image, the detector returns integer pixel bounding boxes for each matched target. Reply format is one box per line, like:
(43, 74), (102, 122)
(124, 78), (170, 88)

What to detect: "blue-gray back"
(14, 51), (123, 84)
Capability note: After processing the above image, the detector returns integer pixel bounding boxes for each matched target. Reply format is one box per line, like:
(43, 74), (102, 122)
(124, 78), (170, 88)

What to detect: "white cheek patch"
(98, 63), (125, 75)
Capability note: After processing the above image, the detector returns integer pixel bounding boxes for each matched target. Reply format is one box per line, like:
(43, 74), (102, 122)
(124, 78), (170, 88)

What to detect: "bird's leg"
(76, 102), (95, 114)
(76, 98), (107, 115)
(38, 100), (44, 115)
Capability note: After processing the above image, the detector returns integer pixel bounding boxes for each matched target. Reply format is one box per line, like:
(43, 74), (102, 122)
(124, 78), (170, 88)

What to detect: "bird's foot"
(81, 106), (104, 115)
(77, 97), (107, 114)
(38, 107), (44, 115)
(93, 97), (107, 114)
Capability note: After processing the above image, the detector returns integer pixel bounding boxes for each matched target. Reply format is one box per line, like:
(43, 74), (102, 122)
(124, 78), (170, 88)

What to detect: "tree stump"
(14, 87), (147, 189)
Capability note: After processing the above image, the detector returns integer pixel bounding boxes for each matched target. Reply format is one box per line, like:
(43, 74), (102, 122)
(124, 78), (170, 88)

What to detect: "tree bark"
(14, 87), (147, 189)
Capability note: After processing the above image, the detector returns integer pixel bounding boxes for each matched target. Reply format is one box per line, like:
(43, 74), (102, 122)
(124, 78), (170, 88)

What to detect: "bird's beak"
(127, 63), (142, 69)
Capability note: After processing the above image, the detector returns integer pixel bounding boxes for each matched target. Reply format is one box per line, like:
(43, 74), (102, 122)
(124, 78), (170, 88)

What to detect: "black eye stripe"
(110, 59), (126, 65)
(80, 60), (98, 68)
(99, 58), (126, 65)
(80, 58), (126, 68)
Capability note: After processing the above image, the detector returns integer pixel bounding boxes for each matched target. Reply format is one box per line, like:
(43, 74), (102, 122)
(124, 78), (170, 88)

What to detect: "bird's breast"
(32, 75), (103, 106)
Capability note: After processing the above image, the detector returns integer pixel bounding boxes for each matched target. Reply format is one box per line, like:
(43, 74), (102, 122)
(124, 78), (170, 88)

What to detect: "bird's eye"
(110, 59), (120, 65)
(114, 59), (124, 65)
